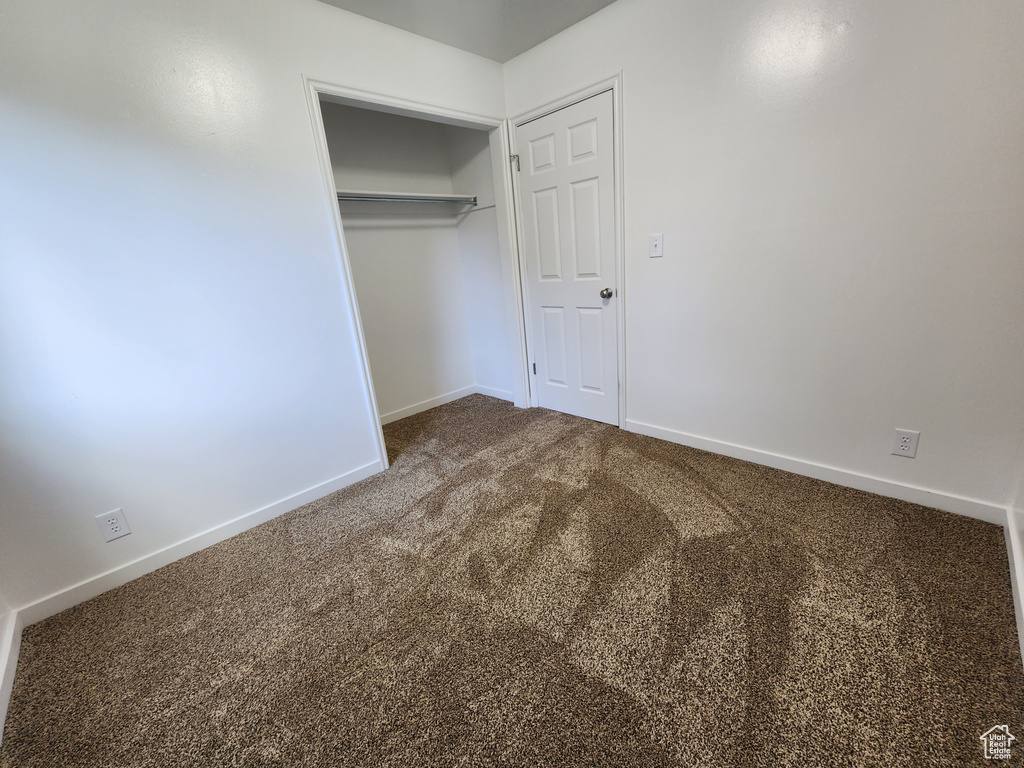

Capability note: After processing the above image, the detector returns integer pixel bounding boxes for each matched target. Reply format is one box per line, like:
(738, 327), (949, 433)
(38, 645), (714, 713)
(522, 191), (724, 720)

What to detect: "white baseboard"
(15, 461), (382, 628)
(624, 419), (1006, 525)
(1006, 510), (1024, 666)
(379, 385), (513, 425)
(474, 385), (514, 402)
(627, 418), (1024, 663)
(0, 611), (23, 749)
(379, 386), (477, 425)
(0, 460), (383, 744)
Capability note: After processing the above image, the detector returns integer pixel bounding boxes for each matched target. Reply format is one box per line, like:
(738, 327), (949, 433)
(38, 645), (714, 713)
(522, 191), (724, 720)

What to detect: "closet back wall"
(321, 103), (511, 421)
(444, 125), (515, 403)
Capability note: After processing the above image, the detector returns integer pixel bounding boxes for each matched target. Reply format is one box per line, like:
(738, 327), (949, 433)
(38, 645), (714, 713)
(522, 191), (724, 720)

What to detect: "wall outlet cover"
(892, 429), (920, 459)
(95, 508), (132, 542)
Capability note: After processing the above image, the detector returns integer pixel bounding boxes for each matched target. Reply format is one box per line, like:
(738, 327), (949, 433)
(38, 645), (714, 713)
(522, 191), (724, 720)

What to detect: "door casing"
(508, 74), (627, 428)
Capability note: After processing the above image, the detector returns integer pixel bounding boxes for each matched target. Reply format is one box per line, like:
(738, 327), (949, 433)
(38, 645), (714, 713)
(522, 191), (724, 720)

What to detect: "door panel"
(542, 307), (568, 386)
(570, 178), (601, 278)
(529, 134), (556, 172)
(568, 119), (598, 161)
(577, 308), (605, 392)
(517, 90), (618, 425)
(533, 188), (561, 279)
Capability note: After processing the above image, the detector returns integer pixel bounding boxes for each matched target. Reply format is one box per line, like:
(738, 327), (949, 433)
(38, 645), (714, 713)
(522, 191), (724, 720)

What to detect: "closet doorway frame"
(302, 76), (532, 471)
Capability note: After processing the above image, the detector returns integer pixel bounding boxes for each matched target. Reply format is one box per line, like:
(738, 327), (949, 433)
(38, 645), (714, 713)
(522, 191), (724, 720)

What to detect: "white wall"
(1010, 443), (1024, 549)
(0, 587), (11, 669)
(454, 209), (514, 397)
(0, 586), (14, 741)
(446, 127), (515, 398)
(1013, 444), (1024, 517)
(325, 104), (460, 196)
(323, 103), (512, 419)
(323, 104), (476, 417)
(0, 0), (504, 612)
(503, 0), (1024, 508)
(342, 219), (477, 418)
(1007, 443), (1024, 664)
(0, 587), (9, 635)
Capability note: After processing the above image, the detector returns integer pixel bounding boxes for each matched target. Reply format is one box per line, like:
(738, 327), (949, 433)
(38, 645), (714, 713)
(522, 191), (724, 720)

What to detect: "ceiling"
(316, 0), (620, 63)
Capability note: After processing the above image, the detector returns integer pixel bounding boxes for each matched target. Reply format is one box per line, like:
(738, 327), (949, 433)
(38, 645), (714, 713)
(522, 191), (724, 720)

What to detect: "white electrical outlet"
(891, 429), (920, 459)
(95, 508), (131, 542)
(649, 233), (664, 258)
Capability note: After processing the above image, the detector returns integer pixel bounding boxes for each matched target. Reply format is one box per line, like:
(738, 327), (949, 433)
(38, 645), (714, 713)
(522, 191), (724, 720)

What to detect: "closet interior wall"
(320, 102), (513, 423)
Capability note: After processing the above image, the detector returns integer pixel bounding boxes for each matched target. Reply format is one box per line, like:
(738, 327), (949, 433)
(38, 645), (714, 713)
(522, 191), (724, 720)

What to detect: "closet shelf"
(336, 191), (477, 207)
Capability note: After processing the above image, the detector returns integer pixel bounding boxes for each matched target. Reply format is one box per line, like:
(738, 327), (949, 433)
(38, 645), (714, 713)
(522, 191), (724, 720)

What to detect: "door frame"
(508, 73), (627, 427)
(301, 76), (532, 470)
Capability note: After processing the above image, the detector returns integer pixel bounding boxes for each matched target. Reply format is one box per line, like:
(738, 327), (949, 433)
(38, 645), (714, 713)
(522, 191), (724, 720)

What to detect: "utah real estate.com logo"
(980, 725), (1016, 760)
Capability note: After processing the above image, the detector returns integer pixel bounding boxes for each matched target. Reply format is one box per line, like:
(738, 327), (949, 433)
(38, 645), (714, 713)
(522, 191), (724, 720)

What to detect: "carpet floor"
(2, 394), (1022, 767)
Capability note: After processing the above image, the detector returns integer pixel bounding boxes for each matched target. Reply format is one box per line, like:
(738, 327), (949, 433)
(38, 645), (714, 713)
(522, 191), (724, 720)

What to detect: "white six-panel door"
(516, 90), (618, 425)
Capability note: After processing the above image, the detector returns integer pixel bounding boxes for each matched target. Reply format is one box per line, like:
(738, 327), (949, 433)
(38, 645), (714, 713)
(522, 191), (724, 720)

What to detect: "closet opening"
(311, 91), (528, 465)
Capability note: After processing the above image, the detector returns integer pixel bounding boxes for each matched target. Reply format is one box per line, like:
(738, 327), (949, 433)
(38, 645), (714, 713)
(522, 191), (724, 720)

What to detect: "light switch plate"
(649, 233), (663, 258)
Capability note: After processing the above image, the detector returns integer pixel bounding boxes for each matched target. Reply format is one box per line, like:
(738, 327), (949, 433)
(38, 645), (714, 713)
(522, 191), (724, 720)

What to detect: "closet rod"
(336, 191), (477, 206)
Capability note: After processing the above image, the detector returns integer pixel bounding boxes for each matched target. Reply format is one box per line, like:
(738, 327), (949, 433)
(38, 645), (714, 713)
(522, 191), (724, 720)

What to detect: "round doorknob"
(600, 287), (613, 299)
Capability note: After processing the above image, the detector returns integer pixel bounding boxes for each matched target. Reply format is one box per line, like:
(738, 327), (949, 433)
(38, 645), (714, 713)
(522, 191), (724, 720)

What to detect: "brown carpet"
(2, 394), (1022, 767)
